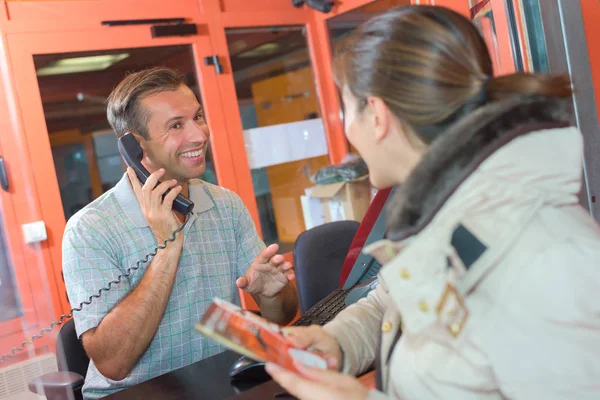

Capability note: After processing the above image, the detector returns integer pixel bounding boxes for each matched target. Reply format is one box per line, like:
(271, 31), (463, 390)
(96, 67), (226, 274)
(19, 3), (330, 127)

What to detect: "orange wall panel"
(219, 0), (299, 13)
(581, 0), (600, 121)
(428, 0), (470, 16)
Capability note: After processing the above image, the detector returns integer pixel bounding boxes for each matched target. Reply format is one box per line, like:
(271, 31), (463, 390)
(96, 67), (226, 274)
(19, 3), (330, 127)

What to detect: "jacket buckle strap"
(436, 283), (469, 338)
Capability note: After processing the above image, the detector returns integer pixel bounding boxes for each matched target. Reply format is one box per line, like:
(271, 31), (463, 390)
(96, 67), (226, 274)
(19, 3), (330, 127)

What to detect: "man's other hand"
(236, 244), (294, 298)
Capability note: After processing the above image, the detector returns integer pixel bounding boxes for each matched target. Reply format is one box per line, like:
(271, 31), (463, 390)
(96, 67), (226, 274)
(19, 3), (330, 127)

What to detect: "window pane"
(226, 26), (331, 250)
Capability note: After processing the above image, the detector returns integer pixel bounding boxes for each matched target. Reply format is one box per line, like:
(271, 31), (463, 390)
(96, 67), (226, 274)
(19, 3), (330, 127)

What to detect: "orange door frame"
(0, 34), (65, 366)
(0, 0), (244, 362)
(425, 0), (470, 15)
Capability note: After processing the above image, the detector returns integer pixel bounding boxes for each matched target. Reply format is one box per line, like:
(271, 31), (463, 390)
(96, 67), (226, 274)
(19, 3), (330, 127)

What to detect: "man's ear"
(132, 133), (153, 169)
(367, 96), (392, 143)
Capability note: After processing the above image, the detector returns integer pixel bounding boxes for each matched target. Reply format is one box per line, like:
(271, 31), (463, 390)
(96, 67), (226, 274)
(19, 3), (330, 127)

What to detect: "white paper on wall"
(243, 118), (328, 169)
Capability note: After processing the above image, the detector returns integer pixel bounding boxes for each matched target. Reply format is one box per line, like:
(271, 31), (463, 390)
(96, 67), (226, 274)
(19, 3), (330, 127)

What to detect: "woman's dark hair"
(333, 5), (572, 143)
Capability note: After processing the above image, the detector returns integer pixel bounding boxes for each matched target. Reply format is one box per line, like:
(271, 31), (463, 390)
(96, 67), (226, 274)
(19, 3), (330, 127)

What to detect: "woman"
(265, 5), (600, 400)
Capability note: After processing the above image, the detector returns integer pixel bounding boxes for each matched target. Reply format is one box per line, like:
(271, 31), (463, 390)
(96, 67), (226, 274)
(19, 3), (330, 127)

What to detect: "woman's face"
(341, 84), (424, 188)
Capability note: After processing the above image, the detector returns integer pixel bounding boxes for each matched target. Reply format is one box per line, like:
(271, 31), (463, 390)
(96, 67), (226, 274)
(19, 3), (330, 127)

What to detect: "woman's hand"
(265, 361), (369, 400)
(284, 325), (343, 370)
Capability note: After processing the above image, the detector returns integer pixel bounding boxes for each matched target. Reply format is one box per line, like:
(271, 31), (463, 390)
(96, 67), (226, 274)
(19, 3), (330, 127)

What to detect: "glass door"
(220, 0), (412, 251)
(224, 25), (332, 251)
(2, 23), (231, 366)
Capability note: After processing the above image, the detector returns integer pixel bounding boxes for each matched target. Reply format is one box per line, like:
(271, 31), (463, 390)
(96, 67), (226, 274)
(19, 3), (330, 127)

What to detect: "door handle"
(0, 157), (8, 192)
(204, 55), (223, 75)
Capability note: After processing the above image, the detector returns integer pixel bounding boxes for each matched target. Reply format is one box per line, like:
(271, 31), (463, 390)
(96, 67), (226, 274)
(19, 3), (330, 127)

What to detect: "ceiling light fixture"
(36, 54), (130, 76)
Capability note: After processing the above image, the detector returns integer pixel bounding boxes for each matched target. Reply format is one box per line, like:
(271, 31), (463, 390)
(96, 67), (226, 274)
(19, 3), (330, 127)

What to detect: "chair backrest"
(56, 319), (89, 379)
(293, 220), (360, 314)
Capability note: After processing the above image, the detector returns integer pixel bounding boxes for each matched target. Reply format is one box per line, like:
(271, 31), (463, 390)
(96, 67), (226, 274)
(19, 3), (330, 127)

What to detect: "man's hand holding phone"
(127, 167), (184, 246)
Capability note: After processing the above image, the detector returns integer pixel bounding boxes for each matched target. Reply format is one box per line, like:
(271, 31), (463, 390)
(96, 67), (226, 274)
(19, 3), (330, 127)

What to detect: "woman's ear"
(368, 96), (392, 143)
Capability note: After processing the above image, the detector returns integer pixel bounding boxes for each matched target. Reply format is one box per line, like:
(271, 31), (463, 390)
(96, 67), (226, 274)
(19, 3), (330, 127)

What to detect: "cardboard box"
(302, 176), (371, 229)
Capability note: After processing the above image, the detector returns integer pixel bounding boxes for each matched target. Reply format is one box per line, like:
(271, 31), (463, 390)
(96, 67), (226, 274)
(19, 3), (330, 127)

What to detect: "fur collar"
(386, 95), (573, 241)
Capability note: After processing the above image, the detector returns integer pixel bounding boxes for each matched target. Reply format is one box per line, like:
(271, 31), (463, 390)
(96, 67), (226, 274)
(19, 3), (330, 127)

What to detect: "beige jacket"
(324, 97), (600, 400)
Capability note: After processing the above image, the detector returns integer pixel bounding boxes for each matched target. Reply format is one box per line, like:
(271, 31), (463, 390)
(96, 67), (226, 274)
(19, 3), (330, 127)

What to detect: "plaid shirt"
(62, 173), (264, 399)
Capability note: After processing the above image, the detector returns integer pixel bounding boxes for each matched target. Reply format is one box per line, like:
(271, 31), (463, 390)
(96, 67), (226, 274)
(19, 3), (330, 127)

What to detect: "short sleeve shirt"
(61, 173), (265, 399)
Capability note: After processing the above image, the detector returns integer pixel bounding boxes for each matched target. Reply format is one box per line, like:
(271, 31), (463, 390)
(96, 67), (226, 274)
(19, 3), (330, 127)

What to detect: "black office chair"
(293, 220), (360, 314)
(28, 318), (88, 400)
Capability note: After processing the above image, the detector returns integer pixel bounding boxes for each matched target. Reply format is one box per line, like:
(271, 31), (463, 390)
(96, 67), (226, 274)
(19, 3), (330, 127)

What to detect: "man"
(62, 67), (298, 399)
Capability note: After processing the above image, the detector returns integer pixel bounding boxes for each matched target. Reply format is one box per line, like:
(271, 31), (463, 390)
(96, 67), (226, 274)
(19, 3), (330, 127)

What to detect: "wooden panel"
(253, 68), (321, 125)
(48, 129), (82, 147)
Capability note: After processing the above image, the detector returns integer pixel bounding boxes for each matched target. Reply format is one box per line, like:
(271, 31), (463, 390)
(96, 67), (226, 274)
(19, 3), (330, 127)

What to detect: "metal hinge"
(0, 157), (8, 192)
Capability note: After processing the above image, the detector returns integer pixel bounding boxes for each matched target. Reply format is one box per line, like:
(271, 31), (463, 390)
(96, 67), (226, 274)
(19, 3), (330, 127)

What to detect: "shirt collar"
(188, 179), (215, 215)
(113, 173), (215, 229)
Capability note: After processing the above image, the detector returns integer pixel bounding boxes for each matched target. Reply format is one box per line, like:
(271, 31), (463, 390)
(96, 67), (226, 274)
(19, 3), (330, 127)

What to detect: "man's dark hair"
(106, 67), (187, 140)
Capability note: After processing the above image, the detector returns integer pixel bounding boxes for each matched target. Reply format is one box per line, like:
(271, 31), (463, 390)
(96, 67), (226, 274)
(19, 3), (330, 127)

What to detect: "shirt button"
(419, 301), (429, 312)
(400, 268), (411, 279)
(451, 323), (461, 334)
(381, 321), (392, 333)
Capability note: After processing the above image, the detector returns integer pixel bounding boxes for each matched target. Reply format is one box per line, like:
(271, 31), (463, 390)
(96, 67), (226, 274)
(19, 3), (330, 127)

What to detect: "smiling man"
(61, 67), (298, 399)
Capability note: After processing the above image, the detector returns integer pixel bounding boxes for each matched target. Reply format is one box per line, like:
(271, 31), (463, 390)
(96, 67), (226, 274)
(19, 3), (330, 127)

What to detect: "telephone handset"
(1, 134), (192, 364)
(118, 133), (194, 216)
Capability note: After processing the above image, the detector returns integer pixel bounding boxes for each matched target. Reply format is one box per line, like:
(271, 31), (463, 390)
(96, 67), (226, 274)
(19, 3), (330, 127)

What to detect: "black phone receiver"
(118, 133), (194, 216)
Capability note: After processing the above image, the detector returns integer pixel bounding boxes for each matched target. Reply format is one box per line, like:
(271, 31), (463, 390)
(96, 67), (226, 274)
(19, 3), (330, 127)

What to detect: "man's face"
(138, 84), (210, 182)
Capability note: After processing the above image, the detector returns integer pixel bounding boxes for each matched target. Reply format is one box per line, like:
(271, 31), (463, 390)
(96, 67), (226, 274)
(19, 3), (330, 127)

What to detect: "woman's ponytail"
(486, 73), (572, 101)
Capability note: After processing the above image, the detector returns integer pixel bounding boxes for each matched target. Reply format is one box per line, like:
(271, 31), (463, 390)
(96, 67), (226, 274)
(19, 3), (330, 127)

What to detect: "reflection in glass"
(0, 213), (21, 323)
(34, 46), (218, 221)
(515, 0), (549, 72)
(93, 131), (125, 192)
(226, 26), (330, 249)
(52, 143), (93, 219)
